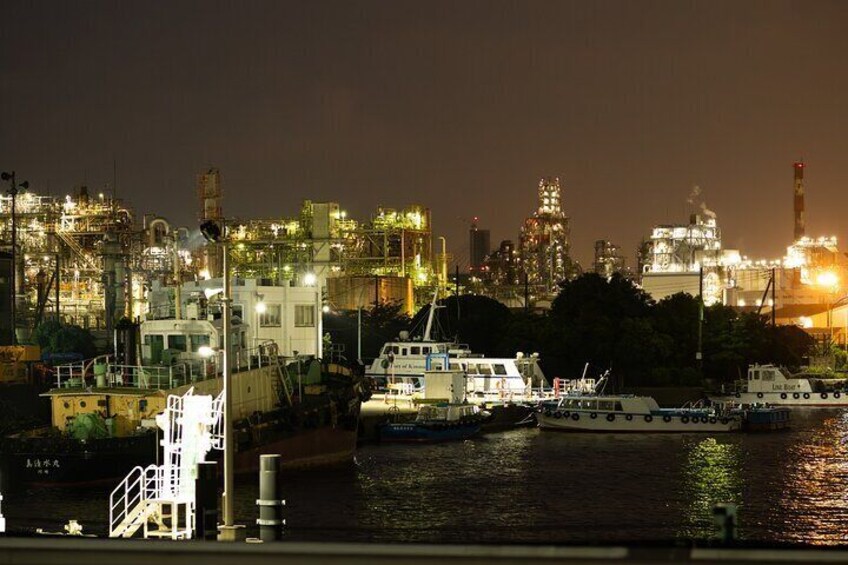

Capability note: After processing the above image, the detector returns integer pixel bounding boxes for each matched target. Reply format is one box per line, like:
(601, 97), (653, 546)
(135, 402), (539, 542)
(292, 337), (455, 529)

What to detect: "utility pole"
(697, 266), (704, 371)
(771, 267), (776, 327)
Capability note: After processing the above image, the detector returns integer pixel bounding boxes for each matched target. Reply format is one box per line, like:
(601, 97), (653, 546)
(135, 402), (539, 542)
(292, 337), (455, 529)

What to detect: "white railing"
(109, 465), (162, 537)
(54, 357), (193, 390)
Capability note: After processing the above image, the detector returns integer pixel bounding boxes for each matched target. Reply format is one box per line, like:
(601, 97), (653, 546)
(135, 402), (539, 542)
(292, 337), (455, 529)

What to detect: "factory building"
(593, 240), (626, 278)
(518, 177), (576, 295)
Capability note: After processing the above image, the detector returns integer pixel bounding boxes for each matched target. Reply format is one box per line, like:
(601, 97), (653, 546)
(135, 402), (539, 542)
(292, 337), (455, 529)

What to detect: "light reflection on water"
(7, 410), (848, 545)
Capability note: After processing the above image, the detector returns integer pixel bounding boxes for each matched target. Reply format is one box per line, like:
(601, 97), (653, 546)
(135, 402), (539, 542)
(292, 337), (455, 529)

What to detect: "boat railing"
(54, 357), (194, 390)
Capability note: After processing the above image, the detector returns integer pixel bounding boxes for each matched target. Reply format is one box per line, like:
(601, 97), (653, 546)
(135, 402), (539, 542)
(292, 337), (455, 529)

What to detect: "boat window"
(493, 364), (507, 375)
(145, 334), (164, 364)
(752, 370), (760, 380)
(190, 334), (210, 352)
(422, 347), (431, 354)
(478, 365), (493, 375)
(392, 346), (400, 355)
(449, 363), (461, 370)
(466, 364), (479, 375)
(598, 400), (614, 411)
(168, 334), (188, 352)
(411, 346), (421, 355)
(401, 348), (408, 356)
(614, 401), (623, 412)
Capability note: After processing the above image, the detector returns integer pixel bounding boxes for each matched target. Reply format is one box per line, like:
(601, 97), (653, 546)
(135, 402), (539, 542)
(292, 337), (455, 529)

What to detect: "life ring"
(793, 393), (800, 399)
(553, 411), (562, 419)
(700, 417), (709, 424)
(681, 416), (690, 424)
(709, 417), (717, 424)
(757, 393), (764, 399)
(626, 414), (633, 421)
(822, 393), (828, 400)
(663, 415), (672, 423)
(803, 393), (810, 399)
(562, 411), (570, 418)
(720, 417), (729, 425)
(590, 412), (598, 419)
(836, 392), (842, 399)
(780, 393), (787, 400)
(606, 414), (615, 422)
(645, 415), (653, 423)
(571, 413), (580, 421)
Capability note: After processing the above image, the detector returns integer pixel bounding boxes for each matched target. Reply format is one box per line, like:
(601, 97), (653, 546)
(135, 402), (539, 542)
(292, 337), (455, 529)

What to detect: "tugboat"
(0, 317), (366, 485)
(537, 372), (742, 433)
(378, 403), (490, 443)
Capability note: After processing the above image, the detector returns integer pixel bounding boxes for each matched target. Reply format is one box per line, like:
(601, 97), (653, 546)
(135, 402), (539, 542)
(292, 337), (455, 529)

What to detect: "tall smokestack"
(793, 161), (805, 241)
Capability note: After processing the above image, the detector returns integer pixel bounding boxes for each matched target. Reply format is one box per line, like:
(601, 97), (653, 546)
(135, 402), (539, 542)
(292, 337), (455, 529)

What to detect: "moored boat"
(378, 403), (490, 442)
(537, 373), (742, 433)
(710, 364), (848, 407)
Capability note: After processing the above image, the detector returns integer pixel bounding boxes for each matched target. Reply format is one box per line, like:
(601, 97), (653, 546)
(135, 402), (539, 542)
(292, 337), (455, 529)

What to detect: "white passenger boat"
(537, 373), (741, 433)
(364, 291), (544, 400)
(710, 364), (848, 407)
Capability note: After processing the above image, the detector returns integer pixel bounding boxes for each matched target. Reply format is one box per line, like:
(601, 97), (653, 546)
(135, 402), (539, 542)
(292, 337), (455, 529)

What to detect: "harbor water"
(5, 408), (848, 545)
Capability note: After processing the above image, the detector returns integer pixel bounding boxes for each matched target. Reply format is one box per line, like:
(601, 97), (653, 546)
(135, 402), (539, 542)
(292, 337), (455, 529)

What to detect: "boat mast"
(423, 288), (439, 342)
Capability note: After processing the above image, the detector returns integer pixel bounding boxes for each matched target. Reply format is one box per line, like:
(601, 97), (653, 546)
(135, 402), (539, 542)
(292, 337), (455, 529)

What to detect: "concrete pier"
(3, 538), (848, 565)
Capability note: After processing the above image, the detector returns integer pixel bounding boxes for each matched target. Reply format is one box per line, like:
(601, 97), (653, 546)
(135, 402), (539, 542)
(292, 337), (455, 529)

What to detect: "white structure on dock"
(109, 388), (224, 540)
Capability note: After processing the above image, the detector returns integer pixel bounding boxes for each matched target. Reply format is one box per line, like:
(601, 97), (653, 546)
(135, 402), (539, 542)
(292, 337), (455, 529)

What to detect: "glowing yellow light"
(799, 316), (813, 329)
(199, 269), (211, 280)
(816, 271), (839, 289)
(255, 301), (267, 314)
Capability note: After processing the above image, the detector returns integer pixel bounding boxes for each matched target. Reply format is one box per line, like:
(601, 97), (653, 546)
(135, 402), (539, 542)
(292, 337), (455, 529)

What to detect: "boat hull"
(378, 422), (481, 442)
(537, 411), (740, 433)
(712, 391), (848, 407)
(0, 433), (157, 486)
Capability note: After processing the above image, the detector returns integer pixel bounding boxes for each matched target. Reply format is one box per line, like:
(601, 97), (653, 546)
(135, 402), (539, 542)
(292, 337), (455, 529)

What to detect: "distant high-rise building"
(469, 217), (490, 273)
(593, 240), (625, 278)
(482, 240), (519, 286)
(518, 177), (574, 292)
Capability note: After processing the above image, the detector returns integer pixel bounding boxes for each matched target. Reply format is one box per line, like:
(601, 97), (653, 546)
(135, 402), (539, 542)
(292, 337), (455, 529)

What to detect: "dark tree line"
(326, 273), (814, 386)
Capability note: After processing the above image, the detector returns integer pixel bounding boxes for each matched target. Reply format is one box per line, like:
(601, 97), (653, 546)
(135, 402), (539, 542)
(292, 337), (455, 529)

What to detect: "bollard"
(195, 461), (219, 540)
(256, 454), (285, 542)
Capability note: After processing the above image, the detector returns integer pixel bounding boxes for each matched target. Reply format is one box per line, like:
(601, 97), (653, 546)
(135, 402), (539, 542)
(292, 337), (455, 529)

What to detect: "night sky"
(2, 1), (847, 268)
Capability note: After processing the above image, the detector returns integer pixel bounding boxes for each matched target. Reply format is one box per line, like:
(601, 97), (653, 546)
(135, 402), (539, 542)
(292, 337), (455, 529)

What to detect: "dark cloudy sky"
(2, 0), (847, 267)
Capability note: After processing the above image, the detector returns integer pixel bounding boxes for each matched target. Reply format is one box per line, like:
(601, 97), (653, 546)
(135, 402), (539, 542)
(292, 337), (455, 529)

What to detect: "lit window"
(295, 304), (315, 327)
(260, 304), (282, 327)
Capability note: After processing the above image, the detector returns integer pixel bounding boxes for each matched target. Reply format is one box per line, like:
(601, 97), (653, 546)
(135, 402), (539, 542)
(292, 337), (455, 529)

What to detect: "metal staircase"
(53, 229), (100, 271)
(109, 388), (224, 539)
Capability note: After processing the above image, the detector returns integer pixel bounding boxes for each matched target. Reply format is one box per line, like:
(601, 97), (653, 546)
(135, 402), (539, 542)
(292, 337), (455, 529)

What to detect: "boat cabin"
(745, 364), (847, 394)
(556, 395), (661, 415)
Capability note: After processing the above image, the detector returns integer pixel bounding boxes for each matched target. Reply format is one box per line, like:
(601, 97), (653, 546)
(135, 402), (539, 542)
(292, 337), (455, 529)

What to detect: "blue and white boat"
(378, 404), (491, 442)
(537, 372), (742, 433)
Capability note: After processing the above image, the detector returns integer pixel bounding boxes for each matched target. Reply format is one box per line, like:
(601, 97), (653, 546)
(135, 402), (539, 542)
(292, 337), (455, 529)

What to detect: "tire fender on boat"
(793, 393), (800, 399)
(625, 414), (633, 421)
(681, 416), (690, 424)
(553, 411), (562, 419)
(571, 413), (580, 421)
(757, 392), (764, 399)
(780, 393), (787, 400)
(720, 417), (729, 425)
(803, 393), (810, 400)
(822, 393), (828, 400)
(606, 414), (615, 422)
(644, 415), (653, 423)
(590, 412), (598, 419)
(663, 415), (672, 423)
(709, 417), (717, 424)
